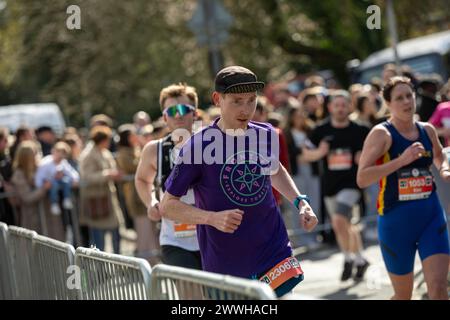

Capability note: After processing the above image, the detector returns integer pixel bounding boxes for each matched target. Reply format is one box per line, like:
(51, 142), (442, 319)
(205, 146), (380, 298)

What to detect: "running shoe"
(354, 260), (370, 281)
(341, 260), (354, 281)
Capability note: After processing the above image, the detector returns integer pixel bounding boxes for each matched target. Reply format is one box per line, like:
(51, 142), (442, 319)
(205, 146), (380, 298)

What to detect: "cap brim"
(223, 82), (265, 94)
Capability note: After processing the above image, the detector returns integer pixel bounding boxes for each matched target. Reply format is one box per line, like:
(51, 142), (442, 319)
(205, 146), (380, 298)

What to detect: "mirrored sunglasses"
(163, 104), (195, 117)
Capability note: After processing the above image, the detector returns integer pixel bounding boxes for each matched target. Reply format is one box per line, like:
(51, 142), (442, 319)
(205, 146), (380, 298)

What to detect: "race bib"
(259, 257), (303, 290)
(398, 167), (433, 201)
(327, 148), (353, 171)
(173, 223), (196, 238)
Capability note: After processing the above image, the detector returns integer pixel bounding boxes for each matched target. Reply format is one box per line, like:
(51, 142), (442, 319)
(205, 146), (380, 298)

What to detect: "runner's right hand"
(147, 203), (162, 221)
(399, 142), (426, 166)
(299, 202), (318, 232)
(210, 209), (244, 233)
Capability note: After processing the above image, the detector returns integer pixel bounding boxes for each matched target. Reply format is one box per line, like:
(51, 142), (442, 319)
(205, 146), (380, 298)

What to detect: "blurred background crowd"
(1, 64), (450, 264)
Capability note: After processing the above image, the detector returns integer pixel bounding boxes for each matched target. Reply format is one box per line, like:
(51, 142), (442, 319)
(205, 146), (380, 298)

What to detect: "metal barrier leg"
(0, 222), (14, 299)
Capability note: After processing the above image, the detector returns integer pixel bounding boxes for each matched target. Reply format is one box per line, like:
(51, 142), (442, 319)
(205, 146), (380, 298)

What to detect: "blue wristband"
(293, 195), (310, 210)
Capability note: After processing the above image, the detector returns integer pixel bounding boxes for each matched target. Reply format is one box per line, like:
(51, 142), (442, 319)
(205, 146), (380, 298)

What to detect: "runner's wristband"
(293, 195), (310, 210)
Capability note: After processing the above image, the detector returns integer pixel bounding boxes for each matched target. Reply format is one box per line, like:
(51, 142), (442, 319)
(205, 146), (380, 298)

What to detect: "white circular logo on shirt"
(219, 151), (269, 207)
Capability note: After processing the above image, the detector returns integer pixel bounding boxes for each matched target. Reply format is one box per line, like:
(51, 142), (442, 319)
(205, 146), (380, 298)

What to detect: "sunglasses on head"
(163, 104), (195, 117)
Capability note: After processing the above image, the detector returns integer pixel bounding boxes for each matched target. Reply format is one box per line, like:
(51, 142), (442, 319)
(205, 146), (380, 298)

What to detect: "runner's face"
(216, 92), (257, 130)
(163, 95), (196, 132)
(388, 84), (416, 121)
(329, 96), (350, 122)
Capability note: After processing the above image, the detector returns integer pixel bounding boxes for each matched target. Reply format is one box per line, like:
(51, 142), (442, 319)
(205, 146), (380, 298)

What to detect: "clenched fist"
(147, 203), (162, 222)
(209, 209), (244, 233)
(299, 201), (318, 232)
(399, 142), (426, 167)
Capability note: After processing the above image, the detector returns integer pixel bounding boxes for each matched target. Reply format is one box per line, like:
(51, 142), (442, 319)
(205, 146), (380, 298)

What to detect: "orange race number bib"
(327, 148), (353, 171)
(398, 168), (433, 201)
(259, 257), (304, 290)
(173, 223), (196, 238)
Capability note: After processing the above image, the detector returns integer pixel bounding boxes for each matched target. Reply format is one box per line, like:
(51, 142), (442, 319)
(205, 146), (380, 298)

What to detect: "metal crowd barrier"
(7, 226), (37, 299)
(150, 264), (276, 300)
(0, 222), (13, 299)
(74, 247), (152, 300)
(33, 234), (76, 300)
(1, 223), (278, 301)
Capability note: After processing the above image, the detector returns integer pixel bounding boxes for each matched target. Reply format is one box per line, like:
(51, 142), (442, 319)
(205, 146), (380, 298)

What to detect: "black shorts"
(161, 245), (202, 270)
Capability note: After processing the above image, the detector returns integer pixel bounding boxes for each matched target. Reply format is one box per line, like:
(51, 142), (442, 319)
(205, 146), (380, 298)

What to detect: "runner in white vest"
(135, 83), (201, 269)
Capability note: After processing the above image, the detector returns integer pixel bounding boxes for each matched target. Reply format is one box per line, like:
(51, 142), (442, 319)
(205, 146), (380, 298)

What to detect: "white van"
(348, 30), (450, 84)
(0, 103), (66, 136)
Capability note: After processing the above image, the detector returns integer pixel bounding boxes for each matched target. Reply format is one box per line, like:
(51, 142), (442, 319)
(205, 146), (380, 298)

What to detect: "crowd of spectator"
(1, 63), (449, 266)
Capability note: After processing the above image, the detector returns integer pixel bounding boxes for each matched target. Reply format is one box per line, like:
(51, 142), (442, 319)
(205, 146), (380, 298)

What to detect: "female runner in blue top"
(357, 76), (450, 300)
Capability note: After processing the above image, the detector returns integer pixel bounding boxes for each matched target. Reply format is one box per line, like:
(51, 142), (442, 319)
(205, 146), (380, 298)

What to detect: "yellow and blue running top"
(376, 121), (449, 275)
(376, 121), (434, 215)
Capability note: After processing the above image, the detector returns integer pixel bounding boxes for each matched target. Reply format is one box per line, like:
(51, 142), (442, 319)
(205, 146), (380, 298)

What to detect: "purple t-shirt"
(164, 118), (292, 278)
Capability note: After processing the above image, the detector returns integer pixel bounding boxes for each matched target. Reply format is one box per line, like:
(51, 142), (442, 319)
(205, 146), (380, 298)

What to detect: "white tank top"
(158, 142), (199, 251)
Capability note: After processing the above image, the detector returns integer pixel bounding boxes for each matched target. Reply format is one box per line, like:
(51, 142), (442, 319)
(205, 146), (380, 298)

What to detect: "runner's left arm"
(271, 162), (302, 203)
(271, 162), (318, 231)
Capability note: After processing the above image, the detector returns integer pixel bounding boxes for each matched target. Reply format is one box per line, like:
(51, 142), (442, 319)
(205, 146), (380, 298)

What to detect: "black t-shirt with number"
(309, 119), (370, 196)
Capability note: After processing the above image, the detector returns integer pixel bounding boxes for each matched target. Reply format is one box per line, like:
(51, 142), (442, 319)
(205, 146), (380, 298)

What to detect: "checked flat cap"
(215, 66), (265, 94)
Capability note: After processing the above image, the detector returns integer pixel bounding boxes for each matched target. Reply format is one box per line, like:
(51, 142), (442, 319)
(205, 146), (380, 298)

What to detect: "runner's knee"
(332, 215), (350, 234)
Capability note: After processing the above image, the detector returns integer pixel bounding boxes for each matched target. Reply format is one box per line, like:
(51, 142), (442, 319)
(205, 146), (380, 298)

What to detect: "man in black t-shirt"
(301, 90), (371, 282)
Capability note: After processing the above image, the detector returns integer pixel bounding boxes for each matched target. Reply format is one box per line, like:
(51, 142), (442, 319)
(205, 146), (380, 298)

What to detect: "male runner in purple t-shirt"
(160, 66), (318, 297)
